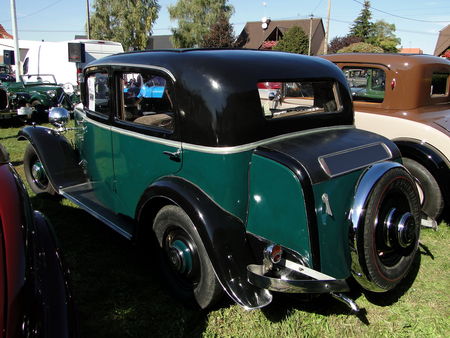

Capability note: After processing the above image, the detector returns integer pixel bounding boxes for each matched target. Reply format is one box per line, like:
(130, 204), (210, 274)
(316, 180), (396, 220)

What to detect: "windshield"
(21, 74), (57, 85)
(258, 80), (343, 119)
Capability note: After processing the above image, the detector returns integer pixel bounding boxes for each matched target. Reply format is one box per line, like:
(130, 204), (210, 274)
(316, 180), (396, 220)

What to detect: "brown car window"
(343, 67), (385, 103)
(431, 73), (449, 96)
(117, 71), (174, 132)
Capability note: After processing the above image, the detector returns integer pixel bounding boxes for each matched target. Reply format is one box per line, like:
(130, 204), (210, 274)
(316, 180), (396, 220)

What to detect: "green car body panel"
(246, 154), (312, 263)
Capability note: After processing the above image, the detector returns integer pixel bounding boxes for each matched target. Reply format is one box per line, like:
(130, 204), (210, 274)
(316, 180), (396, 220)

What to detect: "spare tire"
(359, 167), (421, 292)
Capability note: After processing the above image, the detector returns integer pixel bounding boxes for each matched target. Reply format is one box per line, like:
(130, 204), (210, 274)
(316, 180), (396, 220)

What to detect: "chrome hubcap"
(31, 161), (46, 184)
(383, 208), (416, 249)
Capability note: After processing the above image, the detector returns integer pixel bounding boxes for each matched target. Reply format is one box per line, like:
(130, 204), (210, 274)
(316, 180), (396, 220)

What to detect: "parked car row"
(2, 50), (447, 332)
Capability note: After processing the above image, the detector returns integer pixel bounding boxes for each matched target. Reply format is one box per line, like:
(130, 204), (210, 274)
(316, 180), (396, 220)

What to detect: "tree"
(337, 42), (383, 53)
(350, 0), (373, 40)
(328, 35), (363, 54)
(367, 20), (401, 53)
(201, 11), (235, 48)
(168, 0), (234, 48)
(90, 0), (160, 51)
(273, 26), (309, 54)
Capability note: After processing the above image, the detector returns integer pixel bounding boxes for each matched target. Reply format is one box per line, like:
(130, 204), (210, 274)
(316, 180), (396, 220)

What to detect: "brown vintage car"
(321, 53), (449, 222)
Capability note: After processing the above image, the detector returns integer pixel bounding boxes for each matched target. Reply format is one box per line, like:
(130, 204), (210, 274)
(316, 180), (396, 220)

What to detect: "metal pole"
(308, 14), (313, 56)
(86, 0), (91, 39)
(9, 0), (21, 81)
(324, 0), (331, 54)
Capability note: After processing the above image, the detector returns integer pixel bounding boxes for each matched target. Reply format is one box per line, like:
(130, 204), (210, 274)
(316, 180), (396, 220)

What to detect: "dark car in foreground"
(321, 53), (449, 223)
(19, 49), (421, 312)
(0, 144), (76, 336)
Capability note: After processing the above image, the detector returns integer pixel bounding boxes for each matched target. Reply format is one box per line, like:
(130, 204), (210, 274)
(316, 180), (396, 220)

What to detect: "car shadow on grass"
(260, 250), (422, 326)
(29, 195), (209, 338)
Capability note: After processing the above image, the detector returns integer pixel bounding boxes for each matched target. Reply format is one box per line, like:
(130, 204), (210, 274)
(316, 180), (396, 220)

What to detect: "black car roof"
(87, 49), (353, 147)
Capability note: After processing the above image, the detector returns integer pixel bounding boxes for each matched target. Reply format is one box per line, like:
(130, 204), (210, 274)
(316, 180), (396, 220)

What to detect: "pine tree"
(350, 0), (373, 39)
(272, 26), (309, 54)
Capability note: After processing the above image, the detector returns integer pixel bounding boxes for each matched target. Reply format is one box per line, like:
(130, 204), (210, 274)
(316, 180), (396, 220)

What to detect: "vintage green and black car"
(18, 49), (421, 312)
(2, 74), (73, 119)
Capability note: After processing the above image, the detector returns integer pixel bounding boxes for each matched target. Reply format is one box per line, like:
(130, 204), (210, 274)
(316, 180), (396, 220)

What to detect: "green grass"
(1, 121), (449, 337)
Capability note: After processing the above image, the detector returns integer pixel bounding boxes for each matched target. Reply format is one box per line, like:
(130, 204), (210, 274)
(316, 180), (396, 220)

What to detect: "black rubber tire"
(23, 143), (56, 195)
(362, 168), (421, 291)
(403, 157), (444, 220)
(153, 205), (222, 309)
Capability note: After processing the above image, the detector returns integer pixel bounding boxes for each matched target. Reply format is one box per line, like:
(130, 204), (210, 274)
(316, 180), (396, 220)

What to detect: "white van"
(22, 40), (123, 90)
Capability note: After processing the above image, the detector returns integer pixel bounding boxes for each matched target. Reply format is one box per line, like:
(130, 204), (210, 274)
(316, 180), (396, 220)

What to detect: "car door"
(75, 69), (116, 209)
(110, 67), (182, 218)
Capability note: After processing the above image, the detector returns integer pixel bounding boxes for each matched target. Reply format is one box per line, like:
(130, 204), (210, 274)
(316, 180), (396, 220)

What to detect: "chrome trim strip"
(183, 125), (354, 154)
(348, 161), (403, 292)
(79, 112), (354, 155)
(60, 190), (133, 240)
(87, 63), (176, 82)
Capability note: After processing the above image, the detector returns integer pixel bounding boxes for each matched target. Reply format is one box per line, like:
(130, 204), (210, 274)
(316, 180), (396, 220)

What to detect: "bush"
(338, 42), (383, 53)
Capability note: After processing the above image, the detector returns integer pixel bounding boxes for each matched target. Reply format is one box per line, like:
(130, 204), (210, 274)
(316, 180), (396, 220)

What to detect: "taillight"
(257, 82), (282, 90)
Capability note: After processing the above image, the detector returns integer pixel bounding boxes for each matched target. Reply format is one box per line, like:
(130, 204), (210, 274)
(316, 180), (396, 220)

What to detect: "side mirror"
(49, 107), (70, 129)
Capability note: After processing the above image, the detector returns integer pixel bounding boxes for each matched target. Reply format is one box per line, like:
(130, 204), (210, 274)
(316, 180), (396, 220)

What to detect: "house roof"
(236, 18), (324, 50)
(400, 48), (423, 54)
(0, 25), (13, 39)
(434, 24), (450, 56)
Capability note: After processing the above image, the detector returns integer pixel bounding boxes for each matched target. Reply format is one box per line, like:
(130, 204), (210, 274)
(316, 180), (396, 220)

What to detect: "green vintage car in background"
(2, 74), (73, 119)
(19, 49), (421, 313)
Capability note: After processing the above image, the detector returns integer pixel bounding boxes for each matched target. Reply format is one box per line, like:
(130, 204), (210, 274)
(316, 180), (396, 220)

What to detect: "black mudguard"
(396, 139), (450, 208)
(136, 176), (272, 309)
(18, 126), (86, 191)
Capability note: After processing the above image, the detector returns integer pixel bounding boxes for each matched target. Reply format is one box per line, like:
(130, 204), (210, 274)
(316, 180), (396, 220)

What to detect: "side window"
(431, 73), (449, 96)
(86, 72), (110, 115)
(343, 66), (385, 103)
(117, 70), (174, 131)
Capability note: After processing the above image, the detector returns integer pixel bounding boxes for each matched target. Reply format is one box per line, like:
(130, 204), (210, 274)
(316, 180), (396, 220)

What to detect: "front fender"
(136, 176), (272, 309)
(18, 126), (86, 191)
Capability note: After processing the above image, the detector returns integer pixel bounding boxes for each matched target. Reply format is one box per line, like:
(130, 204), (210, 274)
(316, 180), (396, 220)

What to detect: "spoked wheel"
(153, 205), (222, 309)
(362, 168), (421, 291)
(23, 143), (56, 195)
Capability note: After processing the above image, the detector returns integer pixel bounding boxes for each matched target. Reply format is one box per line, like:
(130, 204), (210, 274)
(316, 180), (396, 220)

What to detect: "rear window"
(343, 66), (385, 103)
(258, 80), (342, 119)
(431, 73), (449, 96)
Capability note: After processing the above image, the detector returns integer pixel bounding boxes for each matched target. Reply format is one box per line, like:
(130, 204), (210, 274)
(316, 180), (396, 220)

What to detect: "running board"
(60, 183), (135, 240)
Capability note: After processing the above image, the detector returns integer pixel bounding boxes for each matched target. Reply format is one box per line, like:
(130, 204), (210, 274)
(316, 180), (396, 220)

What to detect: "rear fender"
(136, 176), (272, 309)
(18, 126), (86, 191)
(395, 139), (450, 207)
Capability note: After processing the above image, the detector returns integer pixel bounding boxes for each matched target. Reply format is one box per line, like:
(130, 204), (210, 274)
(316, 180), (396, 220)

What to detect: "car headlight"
(47, 90), (57, 98)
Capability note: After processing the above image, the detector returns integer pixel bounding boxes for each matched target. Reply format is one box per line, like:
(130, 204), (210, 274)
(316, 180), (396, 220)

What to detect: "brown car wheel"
(403, 157), (444, 220)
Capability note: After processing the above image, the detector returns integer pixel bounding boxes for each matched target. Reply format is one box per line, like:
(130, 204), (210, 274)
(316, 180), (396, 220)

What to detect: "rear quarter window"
(431, 73), (449, 97)
(343, 66), (386, 103)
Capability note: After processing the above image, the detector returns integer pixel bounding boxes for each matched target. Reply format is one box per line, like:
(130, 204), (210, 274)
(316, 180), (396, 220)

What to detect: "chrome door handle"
(163, 149), (181, 162)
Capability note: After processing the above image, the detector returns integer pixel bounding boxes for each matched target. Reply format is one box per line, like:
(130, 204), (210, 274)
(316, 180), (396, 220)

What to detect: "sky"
(0, 0), (449, 54)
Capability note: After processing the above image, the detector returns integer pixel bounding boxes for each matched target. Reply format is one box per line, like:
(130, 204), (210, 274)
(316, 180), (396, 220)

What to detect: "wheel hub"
(383, 208), (416, 249)
(31, 161), (45, 182)
(168, 239), (192, 275)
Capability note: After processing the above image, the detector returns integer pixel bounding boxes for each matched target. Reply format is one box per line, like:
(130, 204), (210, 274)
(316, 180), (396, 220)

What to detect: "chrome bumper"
(247, 259), (350, 294)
